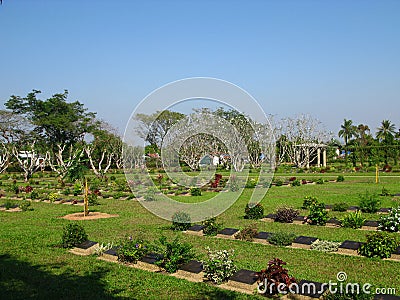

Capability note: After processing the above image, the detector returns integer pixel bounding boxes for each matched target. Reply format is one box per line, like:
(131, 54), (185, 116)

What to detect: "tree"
(338, 119), (357, 162)
(355, 124), (371, 167)
(5, 90), (97, 148)
(47, 144), (85, 180)
(12, 141), (47, 181)
(376, 120), (397, 165)
(135, 110), (185, 151)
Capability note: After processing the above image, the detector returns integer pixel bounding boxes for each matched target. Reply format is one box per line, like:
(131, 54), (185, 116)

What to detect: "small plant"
(73, 181), (83, 196)
(358, 231), (399, 259)
(255, 258), (296, 295)
(323, 291), (374, 300)
(202, 247), (237, 284)
(310, 240), (341, 252)
(274, 179), (283, 186)
(302, 196), (318, 209)
(190, 187), (201, 196)
(380, 187), (391, 196)
(228, 175), (240, 192)
(378, 207), (400, 232)
(359, 191), (381, 213)
(144, 187), (157, 201)
(306, 202), (328, 225)
(154, 236), (195, 273)
(63, 188), (71, 196)
(30, 191), (39, 200)
(316, 178), (324, 184)
(244, 203), (264, 219)
(117, 237), (150, 263)
(112, 191), (124, 199)
(94, 242), (113, 256)
(24, 185), (33, 193)
(234, 223), (258, 242)
(171, 211), (192, 231)
(19, 200), (33, 211)
(336, 175), (345, 182)
(48, 192), (59, 203)
(245, 178), (257, 188)
(4, 200), (16, 210)
(332, 202), (349, 212)
(61, 223), (88, 248)
(88, 192), (100, 205)
(202, 217), (223, 236)
(275, 206), (299, 223)
(267, 232), (296, 246)
(341, 211), (365, 229)
(291, 179), (301, 187)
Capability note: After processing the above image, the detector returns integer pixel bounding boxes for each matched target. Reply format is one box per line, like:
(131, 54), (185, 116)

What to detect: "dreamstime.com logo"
(257, 271), (397, 296)
(123, 78), (275, 223)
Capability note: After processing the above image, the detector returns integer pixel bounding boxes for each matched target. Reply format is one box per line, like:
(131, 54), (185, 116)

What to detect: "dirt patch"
(61, 212), (118, 220)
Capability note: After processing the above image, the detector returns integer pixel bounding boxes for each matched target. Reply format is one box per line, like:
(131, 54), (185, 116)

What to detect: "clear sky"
(1, 0), (399, 138)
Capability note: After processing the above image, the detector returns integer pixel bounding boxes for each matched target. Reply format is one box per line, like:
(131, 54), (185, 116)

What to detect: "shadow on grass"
(0, 254), (125, 300)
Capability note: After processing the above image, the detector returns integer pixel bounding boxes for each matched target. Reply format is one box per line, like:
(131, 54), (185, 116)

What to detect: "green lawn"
(1, 171), (399, 299)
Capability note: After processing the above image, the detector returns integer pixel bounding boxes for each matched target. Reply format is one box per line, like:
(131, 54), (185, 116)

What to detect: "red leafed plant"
(211, 174), (222, 188)
(289, 177), (296, 182)
(255, 258), (296, 295)
(25, 186), (33, 193)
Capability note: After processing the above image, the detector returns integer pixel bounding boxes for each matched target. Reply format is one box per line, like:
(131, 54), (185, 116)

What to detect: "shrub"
(117, 237), (150, 263)
(359, 191), (381, 213)
(63, 188), (71, 196)
(244, 203), (264, 219)
(202, 217), (223, 236)
(316, 178), (324, 184)
(358, 231), (399, 259)
(275, 206), (299, 223)
(61, 223), (88, 248)
(307, 202), (328, 225)
(378, 207), (400, 232)
(336, 175), (345, 182)
(323, 291), (374, 300)
(203, 247), (237, 284)
(154, 236), (194, 273)
(267, 232), (296, 246)
(341, 211), (365, 229)
(332, 202), (349, 212)
(234, 223), (258, 242)
(73, 181), (83, 196)
(171, 211), (191, 231)
(255, 258), (296, 295)
(19, 201), (33, 211)
(310, 240), (341, 252)
(302, 196), (318, 209)
(291, 179), (301, 187)
(274, 179), (283, 186)
(190, 187), (201, 196)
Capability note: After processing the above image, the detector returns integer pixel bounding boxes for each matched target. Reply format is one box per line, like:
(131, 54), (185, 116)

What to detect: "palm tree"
(376, 120), (396, 165)
(338, 119), (356, 161)
(356, 124), (371, 166)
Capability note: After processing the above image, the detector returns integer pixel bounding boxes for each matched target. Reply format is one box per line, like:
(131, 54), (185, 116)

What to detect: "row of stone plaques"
(262, 214), (386, 231)
(69, 240), (400, 299)
(185, 225), (400, 261)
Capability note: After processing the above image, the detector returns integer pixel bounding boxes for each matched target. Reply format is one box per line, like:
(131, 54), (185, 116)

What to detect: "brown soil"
(61, 212), (118, 220)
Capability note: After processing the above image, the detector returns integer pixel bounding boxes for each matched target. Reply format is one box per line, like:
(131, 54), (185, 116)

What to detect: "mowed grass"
(1, 172), (400, 298)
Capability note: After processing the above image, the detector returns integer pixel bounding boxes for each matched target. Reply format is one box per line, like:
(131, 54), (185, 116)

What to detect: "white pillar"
(306, 147), (310, 169)
(323, 149), (327, 167)
(317, 148), (321, 167)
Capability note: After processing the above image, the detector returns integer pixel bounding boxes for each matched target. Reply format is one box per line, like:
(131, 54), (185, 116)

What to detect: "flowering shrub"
(203, 247), (237, 284)
(378, 207), (400, 232)
(117, 237), (150, 263)
(302, 196), (318, 209)
(202, 217), (223, 236)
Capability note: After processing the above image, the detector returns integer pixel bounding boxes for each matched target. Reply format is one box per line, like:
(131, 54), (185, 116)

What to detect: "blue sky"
(1, 0), (399, 137)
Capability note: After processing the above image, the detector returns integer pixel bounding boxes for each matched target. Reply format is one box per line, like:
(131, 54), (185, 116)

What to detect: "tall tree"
(356, 124), (371, 166)
(376, 120), (396, 165)
(5, 90), (97, 148)
(338, 119), (356, 162)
